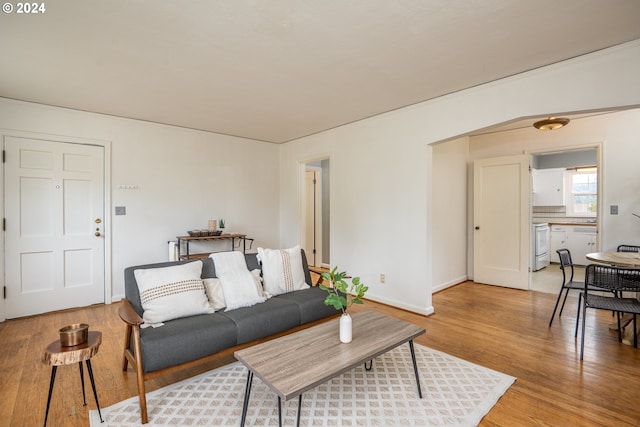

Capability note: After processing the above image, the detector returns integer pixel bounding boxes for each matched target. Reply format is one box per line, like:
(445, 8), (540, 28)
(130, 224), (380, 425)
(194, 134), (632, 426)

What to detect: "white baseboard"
(365, 294), (434, 316)
(431, 275), (469, 293)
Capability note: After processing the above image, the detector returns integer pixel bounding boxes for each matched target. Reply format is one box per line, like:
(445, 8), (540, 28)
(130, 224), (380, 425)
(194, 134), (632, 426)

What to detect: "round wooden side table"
(42, 330), (104, 426)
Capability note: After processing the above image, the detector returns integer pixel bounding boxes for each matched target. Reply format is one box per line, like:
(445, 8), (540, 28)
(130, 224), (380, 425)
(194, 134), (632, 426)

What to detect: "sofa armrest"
(118, 298), (144, 326)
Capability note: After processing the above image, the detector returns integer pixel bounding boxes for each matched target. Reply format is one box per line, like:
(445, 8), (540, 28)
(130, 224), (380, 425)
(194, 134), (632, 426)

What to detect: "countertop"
(549, 222), (597, 226)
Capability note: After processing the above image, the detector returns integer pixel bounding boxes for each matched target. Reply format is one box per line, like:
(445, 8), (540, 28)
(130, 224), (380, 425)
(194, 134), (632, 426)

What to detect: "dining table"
(585, 251), (640, 267)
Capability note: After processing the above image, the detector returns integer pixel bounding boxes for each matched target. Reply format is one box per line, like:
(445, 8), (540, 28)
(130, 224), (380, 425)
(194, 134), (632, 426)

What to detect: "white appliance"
(531, 223), (550, 271)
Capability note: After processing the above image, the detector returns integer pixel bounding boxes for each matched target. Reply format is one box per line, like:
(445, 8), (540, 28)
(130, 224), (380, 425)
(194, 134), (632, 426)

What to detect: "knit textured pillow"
(134, 260), (213, 326)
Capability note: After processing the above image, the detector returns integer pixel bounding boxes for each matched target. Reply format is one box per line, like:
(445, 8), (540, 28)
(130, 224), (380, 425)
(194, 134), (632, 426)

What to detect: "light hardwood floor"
(1, 281), (639, 427)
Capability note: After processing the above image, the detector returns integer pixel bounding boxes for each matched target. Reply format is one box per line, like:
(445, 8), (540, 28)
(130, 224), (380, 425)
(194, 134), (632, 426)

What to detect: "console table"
(176, 233), (251, 260)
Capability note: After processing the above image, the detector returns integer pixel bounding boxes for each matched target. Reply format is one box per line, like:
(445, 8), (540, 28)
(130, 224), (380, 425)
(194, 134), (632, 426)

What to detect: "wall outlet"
(610, 205), (619, 215)
(379, 273), (385, 284)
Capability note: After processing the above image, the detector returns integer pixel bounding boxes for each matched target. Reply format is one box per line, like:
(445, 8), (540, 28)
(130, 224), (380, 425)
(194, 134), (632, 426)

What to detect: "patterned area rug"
(90, 344), (515, 426)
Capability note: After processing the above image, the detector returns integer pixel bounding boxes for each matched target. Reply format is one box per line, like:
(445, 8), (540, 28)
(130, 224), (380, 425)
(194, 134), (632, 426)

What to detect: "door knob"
(475, 226), (480, 230)
(95, 231), (101, 237)
(95, 218), (102, 224)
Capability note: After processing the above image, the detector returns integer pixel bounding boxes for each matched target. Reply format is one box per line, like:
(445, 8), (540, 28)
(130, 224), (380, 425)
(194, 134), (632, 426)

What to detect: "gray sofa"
(118, 250), (337, 424)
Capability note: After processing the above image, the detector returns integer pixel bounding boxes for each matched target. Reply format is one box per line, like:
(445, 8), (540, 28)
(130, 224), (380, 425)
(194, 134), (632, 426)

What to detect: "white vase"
(340, 313), (352, 343)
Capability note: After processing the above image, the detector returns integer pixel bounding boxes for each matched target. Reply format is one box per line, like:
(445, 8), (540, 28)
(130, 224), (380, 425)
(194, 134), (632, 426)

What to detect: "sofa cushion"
(134, 261), (214, 325)
(139, 313), (237, 372)
(257, 245), (310, 296)
(275, 286), (339, 323)
(218, 298), (301, 344)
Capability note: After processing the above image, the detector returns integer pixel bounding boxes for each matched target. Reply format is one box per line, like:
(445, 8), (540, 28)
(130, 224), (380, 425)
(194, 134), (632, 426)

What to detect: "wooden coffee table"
(234, 310), (426, 426)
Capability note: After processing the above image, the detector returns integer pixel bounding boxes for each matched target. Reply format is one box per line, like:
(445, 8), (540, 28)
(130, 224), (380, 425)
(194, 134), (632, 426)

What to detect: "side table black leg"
(85, 360), (103, 422)
(241, 370), (253, 427)
(43, 366), (57, 427)
(78, 362), (87, 406)
(408, 340), (423, 398)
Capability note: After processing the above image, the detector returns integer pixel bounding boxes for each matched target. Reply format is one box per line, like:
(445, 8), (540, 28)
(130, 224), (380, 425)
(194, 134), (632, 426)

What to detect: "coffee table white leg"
(409, 340), (423, 398)
(240, 370), (253, 426)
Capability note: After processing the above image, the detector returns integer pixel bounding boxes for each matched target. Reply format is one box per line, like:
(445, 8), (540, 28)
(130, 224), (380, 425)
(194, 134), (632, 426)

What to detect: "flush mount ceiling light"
(533, 116), (570, 130)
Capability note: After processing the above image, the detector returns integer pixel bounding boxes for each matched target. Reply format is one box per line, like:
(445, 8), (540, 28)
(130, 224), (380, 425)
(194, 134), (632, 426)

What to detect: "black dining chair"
(548, 249), (608, 328)
(578, 264), (640, 361)
(617, 244), (640, 253)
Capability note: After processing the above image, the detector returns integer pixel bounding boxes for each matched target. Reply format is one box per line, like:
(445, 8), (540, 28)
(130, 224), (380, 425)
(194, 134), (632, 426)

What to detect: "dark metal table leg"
(241, 370), (253, 427)
(278, 396), (282, 427)
(43, 366), (57, 427)
(296, 394), (302, 427)
(409, 340), (423, 398)
(85, 360), (103, 422)
(78, 362), (87, 406)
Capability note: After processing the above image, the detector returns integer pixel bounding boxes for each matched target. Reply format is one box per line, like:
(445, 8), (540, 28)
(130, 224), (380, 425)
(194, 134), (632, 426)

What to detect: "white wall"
(0, 99), (280, 313)
(279, 40), (640, 315)
(432, 137), (469, 291)
(2, 40), (639, 320)
(279, 112), (432, 314)
(468, 109), (640, 254)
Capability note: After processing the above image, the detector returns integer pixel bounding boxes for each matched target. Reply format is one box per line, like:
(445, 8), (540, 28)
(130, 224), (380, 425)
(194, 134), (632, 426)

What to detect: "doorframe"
(525, 142), (603, 283)
(304, 166), (322, 267)
(0, 129), (112, 322)
(299, 157), (330, 269)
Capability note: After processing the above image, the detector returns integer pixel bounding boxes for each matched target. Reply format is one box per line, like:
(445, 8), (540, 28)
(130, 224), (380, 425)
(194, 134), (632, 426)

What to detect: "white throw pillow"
(257, 245), (310, 296)
(219, 270), (267, 311)
(203, 278), (226, 311)
(134, 261), (213, 326)
(204, 270), (268, 311)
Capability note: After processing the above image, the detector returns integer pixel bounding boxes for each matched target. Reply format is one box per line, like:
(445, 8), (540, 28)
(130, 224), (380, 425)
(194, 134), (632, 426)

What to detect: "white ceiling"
(2, 1), (640, 143)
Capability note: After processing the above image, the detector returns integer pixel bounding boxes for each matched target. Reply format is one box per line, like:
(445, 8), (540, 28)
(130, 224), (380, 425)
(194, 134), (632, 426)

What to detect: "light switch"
(610, 205), (618, 215)
(115, 206), (126, 215)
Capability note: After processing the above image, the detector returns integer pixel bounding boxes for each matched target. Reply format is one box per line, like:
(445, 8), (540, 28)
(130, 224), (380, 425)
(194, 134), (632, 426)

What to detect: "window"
(566, 168), (597, 216)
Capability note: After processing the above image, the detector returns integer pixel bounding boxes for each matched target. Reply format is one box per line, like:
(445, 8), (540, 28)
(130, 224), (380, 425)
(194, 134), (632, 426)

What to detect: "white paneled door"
(4, 137), (105, 318)
(473, 155), (530, 290)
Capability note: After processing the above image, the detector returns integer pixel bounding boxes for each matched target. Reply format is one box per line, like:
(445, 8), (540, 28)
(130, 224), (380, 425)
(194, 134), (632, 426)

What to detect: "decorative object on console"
(319, 267), (368, 343)
(218, 218), (226, 232)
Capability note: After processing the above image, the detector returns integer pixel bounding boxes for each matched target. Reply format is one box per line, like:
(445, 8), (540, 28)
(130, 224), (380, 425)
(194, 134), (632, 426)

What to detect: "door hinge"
(3, 286), (6, 299)
(2, 150), (5, 163)
(2, 218), (4, 231)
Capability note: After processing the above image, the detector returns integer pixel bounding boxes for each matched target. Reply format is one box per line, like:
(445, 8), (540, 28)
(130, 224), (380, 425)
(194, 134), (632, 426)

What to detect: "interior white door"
(4, 136), (105, 318)
(473, 154), (530, 289)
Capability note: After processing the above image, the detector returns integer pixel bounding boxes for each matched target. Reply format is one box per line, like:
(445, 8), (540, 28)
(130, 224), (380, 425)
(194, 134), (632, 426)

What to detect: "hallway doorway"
(302, 159), (330, 268)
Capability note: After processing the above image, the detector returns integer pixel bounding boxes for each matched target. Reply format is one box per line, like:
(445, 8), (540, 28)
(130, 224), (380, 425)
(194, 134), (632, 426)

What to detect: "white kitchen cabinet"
(533, 168), (565, 206)
(548, 225), (596, 265)
(549, 228), (567, 263)
(569, 227), (597, 265)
